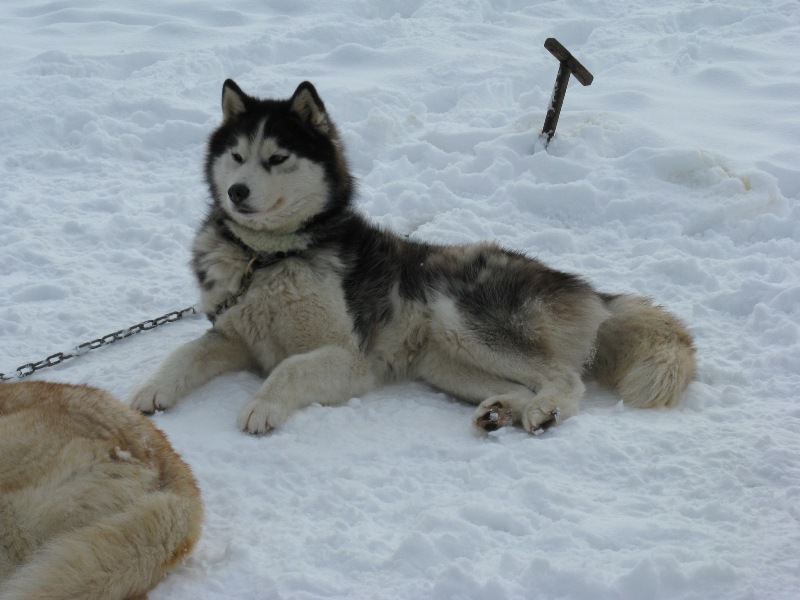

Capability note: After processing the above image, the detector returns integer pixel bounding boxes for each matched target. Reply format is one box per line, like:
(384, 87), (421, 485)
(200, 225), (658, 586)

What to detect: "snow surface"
(1, 1), (799, 598)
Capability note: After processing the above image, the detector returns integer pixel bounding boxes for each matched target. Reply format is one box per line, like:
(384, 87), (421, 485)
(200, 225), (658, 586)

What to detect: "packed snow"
(1, 0), (798, 598)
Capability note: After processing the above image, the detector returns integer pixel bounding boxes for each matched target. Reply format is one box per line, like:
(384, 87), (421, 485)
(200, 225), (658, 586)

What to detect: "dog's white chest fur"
(205, 250), (356, 370)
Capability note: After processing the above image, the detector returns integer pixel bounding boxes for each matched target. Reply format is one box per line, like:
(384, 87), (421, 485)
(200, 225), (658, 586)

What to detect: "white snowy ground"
(1, 0), (798, 598)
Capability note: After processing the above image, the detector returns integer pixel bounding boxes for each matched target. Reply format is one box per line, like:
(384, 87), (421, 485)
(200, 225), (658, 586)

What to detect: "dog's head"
(205, 80), (351, 234)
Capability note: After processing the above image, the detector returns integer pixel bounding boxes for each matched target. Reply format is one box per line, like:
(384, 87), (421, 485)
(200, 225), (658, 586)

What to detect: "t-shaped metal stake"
(540, 38), (594, 148)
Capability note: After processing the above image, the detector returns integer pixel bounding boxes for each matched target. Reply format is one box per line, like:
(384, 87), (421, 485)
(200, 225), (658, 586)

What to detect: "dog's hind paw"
(473, 398), (562, 434)
(472, 400), (514, 432)
(524, 407), (560, 435)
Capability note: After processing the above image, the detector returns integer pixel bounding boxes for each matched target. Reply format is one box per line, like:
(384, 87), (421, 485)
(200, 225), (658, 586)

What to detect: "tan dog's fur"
(0, 381), (203, 600)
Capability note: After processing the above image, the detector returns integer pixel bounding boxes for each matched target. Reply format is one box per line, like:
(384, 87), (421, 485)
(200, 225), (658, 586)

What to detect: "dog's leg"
(130, 329), (254, 413)
(236, 345), (375, 434)
(420, 352), (584, 433)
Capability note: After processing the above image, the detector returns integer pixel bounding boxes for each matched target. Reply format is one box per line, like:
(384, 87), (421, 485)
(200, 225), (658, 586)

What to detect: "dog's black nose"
(227, 184), (250, 206)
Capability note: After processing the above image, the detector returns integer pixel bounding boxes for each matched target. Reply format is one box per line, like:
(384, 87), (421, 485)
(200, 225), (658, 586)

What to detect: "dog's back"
(0, 381), (203, 600)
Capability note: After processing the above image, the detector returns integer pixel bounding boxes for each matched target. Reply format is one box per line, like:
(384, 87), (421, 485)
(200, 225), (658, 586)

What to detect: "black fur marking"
(196, 269), (215, 292)
(451, 254), (592, 351)
(336, 216), (432, 349)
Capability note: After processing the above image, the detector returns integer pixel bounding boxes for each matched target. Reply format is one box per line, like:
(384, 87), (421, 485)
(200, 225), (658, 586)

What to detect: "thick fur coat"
(130, 80), (696, 434)
(0, 382), (203, 600)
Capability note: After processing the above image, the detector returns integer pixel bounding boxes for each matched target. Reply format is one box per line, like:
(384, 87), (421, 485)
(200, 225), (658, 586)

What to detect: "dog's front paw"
(473, 399), (514, 432)
(129, 380), (178, 414)
(236, 397), (290, 434)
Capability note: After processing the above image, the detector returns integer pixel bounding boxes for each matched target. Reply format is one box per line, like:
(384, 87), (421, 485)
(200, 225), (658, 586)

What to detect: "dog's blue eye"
(231, 153), (243, 164)
(269, 154), (289, 166)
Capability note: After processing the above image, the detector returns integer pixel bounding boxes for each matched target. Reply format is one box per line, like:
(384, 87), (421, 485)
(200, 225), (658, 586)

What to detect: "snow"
(1, 0), (799, 598)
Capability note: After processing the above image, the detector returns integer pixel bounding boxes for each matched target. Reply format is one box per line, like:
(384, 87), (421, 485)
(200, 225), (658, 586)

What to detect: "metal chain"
(214, 255), (258, 318)
(0, 305), (198, 382)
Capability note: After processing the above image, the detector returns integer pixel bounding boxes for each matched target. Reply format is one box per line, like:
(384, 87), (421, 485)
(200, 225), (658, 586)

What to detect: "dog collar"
(211, 221), (307, 321)
(212, 253), (292, 319)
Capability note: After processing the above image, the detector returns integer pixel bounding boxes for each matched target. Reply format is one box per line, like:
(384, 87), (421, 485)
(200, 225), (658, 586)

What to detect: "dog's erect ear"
(290, 82), (330, 134)
(221, 79), (248, 121)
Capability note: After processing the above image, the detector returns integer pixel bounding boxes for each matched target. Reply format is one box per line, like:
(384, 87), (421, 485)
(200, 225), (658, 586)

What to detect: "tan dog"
(0, 381), (203, 600)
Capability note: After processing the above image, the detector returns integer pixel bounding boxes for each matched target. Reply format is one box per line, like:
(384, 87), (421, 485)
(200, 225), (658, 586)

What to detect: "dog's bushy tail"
(590, 294), (696, 408)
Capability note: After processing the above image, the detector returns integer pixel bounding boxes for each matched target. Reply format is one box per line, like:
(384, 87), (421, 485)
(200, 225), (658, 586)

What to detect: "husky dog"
(130, 80), (695, 434)
(0, 381), (202, 600)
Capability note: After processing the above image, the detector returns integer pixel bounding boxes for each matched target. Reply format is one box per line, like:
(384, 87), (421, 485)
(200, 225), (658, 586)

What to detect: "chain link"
(0, 306), (198, 382)
(213, 255), (257, 318)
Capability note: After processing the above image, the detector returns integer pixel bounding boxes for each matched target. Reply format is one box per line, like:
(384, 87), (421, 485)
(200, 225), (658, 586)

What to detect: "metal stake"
(540, 38), (594, 148)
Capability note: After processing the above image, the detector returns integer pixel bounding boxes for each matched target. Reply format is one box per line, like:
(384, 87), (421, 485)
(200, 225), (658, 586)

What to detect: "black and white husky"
(130, 81), (696, 434)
